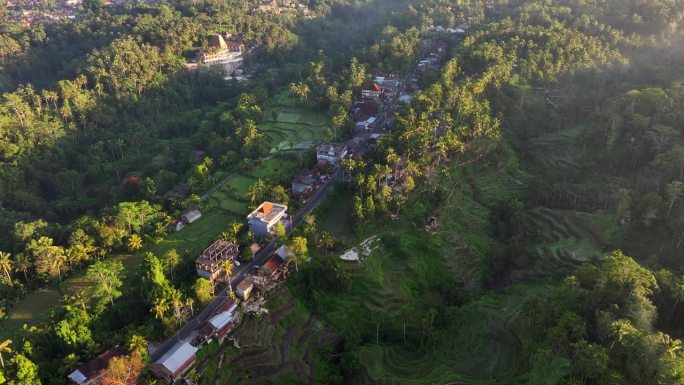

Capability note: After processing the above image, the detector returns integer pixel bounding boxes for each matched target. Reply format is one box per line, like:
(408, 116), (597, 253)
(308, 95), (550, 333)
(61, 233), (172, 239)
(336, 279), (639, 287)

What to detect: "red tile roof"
(263, 255), (284, 273)
(362, 80), (381, 92)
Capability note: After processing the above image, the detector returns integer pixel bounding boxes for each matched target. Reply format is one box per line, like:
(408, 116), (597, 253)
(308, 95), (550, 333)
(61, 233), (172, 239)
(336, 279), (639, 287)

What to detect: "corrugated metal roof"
(154, 341), (198, 375)
(209, 311), (233, 330)
(68, 369), (87, 384)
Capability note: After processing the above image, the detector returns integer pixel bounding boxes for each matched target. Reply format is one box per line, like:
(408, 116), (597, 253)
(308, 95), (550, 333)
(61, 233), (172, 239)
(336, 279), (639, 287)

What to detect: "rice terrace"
(260, 91), (331, 154)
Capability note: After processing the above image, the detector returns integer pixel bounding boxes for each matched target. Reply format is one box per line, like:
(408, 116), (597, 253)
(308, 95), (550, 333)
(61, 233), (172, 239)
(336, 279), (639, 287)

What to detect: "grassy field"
(315, 188), (356, 242)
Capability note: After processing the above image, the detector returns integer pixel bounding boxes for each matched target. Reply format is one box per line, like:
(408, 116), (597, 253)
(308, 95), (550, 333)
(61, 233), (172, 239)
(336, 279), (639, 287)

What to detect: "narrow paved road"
(150, 169), (338, 361)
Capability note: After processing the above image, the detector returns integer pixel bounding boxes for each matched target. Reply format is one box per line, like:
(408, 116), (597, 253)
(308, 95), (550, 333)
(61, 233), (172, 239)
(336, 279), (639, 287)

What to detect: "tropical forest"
(1, 0), (684, 384)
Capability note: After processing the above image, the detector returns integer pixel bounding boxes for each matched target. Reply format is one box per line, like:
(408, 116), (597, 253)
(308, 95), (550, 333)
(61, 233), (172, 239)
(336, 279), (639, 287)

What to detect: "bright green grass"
(259, 95), (329, 154)
(1, 288), (61, 339)
(276, 112), (301, 123)
(225, 174), (257, 195)
(248, 156), (299, 179)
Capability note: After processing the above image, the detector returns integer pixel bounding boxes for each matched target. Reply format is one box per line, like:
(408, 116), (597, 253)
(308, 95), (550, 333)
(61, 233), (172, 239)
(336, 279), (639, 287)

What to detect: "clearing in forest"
(260, 91), (330, 154)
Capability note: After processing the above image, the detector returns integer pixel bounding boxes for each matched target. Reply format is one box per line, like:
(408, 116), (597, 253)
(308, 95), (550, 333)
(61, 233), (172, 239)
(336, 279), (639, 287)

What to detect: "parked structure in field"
(195, 240), (239, 281)
(67, 346), (127, 385)
(181, 209), (202, 224)
(247, 201), (288, 236)
(316, 143), (348, 165)
(149, 341), (198, 383)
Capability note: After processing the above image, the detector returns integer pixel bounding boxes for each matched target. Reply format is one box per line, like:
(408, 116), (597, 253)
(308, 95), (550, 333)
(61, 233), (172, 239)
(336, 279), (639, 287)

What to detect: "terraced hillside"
(199, 288), (339, 385)
(515, 207), (618, 280)
(356, 287), (534, 385)
(260, 101), (330, 154)
(524, 126), (587, 176)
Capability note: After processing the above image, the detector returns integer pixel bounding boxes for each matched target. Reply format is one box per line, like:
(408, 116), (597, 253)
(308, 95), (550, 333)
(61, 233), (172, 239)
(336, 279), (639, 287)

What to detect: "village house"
(199, 298), (239, 344)
(236, 277), (254, 300)
(259, 245), (292, 282)
(361, 80), (382, 99)
(353, 100), (380, 130)
(275, 244), (293, 260)
(398, 94), (413, 104)
(195, 240), (239, 281)
(247, 201), (288, 237)
(149, 341), (198, 383)
(291, 169), (317, 196)
(181, 209), (202, 225)
(67, 346), (126, 385)
(355, 116), (377, 131)
(368, 132), (386, 144)
(316, 143), (348, 165)
(378, 79), (401, 95)
(263, 255), (283, 277)
(169, 220), (185, 232)
(257, 0), (279, 12)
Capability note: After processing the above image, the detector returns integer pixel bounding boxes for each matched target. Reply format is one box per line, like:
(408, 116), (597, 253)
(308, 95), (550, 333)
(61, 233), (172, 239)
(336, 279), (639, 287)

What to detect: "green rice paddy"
(260, 92), (330, 154)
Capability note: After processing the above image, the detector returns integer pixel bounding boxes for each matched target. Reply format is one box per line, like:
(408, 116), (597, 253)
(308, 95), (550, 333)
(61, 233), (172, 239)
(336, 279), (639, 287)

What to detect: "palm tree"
(0, 339), (12, 367)
(128, 335), (147, 356)
(186, 298), (195, 316)
(128, 234), (143, 251)
(246, 179), (265, 205)
(317, 232), (335, 252)
(229, 222), (243, 239)
(303, 214), (317, 234)
(610, 319), (636, 350)
(13, 253), (31, 282)
(41, 89), (59, 111)
(65, 291), (90, 312)
(0, 252), (12, 282)
(170, 290), (184, 325)
(222, 260), (234, 293)
(303, 214), (316, 227)
(332, 261), (351, 289)
(666, 181), (684, 217)
(47, 252), (67, 282)
(151, 298), (169, 320)
(61, 353), (80, 374)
